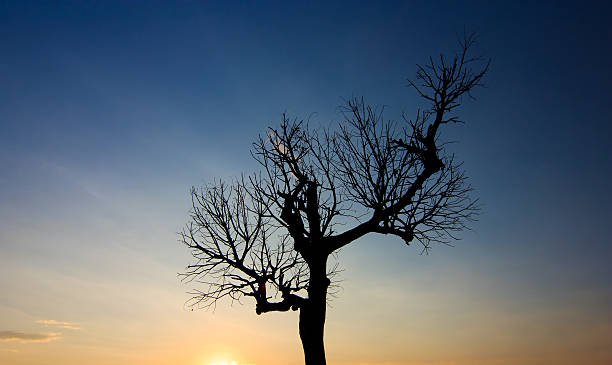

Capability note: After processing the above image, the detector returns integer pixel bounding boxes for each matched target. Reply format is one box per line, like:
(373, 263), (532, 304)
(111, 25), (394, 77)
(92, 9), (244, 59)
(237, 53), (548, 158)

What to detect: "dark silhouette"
(180, 35), (488, 365)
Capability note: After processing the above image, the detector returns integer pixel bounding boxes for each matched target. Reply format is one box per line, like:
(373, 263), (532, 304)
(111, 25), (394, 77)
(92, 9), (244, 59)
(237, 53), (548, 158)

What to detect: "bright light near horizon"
(210, 362), (238, 365)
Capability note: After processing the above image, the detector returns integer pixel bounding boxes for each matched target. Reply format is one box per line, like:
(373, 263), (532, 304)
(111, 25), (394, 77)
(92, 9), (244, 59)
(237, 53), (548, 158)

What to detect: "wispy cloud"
(0, 319), (79, 345)
(0, 331), (61, 343)
(36, 319), (81, 330)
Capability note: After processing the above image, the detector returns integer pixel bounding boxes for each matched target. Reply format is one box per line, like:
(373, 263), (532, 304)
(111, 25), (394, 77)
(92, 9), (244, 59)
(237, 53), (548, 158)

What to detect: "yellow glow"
(210, 362), (238, 365)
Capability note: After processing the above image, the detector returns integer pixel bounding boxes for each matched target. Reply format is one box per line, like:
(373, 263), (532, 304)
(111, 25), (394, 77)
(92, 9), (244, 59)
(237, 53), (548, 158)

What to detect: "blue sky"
(1, 1), (611, 364)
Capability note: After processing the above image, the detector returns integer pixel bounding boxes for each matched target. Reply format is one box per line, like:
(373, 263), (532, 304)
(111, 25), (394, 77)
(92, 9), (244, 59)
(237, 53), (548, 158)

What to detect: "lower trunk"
(299, 296), (327, 365)
(299, 258), (329, 365)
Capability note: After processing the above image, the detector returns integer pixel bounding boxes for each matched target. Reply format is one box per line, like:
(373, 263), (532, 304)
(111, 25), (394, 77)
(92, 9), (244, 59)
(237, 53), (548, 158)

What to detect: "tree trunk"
(299, 256), (329, 365)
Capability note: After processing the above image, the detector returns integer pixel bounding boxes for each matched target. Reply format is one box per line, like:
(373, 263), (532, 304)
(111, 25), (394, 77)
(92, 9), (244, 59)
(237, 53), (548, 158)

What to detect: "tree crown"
(180, 34), (488, 312)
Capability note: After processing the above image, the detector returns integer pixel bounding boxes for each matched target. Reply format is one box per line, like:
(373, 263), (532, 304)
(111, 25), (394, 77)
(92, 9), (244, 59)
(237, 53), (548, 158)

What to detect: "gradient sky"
(1, 1), (611, 365)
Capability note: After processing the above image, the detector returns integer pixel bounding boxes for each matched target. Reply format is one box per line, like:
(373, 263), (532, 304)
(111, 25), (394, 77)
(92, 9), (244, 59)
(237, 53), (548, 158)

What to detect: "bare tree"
(180, 35), (488, 365)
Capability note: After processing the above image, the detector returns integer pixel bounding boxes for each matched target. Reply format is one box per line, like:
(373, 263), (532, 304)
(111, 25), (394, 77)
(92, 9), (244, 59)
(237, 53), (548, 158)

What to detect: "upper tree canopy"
(180, 34), (488, 314)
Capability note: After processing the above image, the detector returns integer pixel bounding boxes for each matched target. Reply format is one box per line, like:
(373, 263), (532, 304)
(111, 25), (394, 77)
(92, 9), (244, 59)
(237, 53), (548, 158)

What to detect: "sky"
(1, 1), (611, 364)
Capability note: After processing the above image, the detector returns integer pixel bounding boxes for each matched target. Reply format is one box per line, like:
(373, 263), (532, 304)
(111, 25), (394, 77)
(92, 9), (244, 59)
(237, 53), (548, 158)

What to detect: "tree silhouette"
(180, 35), (488, 365)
